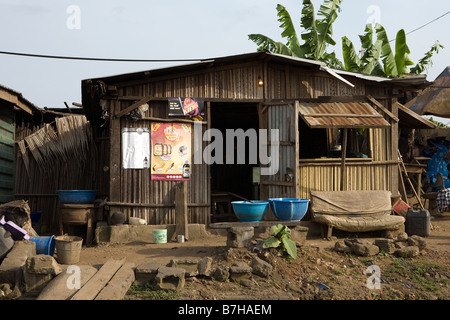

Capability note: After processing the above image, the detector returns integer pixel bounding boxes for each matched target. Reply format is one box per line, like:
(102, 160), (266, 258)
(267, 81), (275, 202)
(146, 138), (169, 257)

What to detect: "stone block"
(211, 265), (229, 282)
(26, 255), (62, 276)
(250, 257), (273, 277)
(230, 261), (252, 283)
(394, 246), (420, 258)
(169, 259), (199, 277)
(227, 227), (254, 248)
(0, 241), (36, 286)
(135, 262), (161, 285)
(155, 266), (185, 291)
(374, 239), (395, 254)
(197, 257), (213, 277)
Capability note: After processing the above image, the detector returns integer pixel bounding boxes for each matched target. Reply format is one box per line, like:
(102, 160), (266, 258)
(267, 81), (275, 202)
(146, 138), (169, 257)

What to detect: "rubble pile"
(333, 232), (427, 257)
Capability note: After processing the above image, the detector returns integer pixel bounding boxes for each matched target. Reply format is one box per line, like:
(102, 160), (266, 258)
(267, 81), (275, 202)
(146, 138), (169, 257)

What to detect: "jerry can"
(405, 208), (430, 237)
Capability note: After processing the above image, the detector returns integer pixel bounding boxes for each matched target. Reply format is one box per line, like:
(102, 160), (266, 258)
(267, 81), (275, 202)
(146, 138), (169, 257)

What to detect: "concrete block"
(26, 255), (62, 276)
(155, 266), (185, 291)
(135, 262), (161, 285)
(169, 259), (199, 277)
(227, 227), (254, 248)
(0, 241), (36, 286)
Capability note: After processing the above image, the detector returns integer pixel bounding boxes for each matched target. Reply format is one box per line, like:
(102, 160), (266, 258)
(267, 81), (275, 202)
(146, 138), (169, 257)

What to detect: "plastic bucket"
(152, 229), (167, 244)
(55, 235), (83, 264)
(29, 236), (55, 256)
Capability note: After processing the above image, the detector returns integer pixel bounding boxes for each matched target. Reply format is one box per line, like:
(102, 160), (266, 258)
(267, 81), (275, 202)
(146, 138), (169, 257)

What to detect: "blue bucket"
(29, 236), (55, 256)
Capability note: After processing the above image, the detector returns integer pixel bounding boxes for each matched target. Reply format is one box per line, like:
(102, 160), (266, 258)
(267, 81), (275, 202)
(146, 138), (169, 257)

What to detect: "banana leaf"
(300, 0), (318, 59)
(276, 4), (304, 58)
(410, 41), (444, 74)
(375, 23), (398, 77)
(342, 36), (361, 72)
(314, 0), (342, 59)
(395, 29), (414, 75)
(248, 34), (293, 56)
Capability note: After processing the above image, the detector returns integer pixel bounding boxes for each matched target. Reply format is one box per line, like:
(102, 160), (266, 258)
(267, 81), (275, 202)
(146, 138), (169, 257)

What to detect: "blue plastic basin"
(57, 190), (97, 204)
(269, 198), (310, 221)
(231, 201), (269, 222)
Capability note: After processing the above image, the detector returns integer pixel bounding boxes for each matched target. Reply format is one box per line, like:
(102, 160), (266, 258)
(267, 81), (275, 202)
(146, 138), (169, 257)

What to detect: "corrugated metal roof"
(298, 102), (391, 128)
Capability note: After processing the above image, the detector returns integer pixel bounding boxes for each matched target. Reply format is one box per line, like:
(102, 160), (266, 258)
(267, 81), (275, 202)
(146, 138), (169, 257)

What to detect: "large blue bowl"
(269, 198), (310, 221)
(57, 190), (97, 204)
(231, 201), (269, 222)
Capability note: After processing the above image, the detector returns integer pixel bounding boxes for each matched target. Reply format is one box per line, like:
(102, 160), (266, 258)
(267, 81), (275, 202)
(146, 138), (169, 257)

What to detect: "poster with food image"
(168, 97), (204, 117)
(150, 122), (192, 181)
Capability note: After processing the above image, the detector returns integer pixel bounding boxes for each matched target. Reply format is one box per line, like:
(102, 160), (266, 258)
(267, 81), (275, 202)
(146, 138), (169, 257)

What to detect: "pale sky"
(0, 0), (449, 117)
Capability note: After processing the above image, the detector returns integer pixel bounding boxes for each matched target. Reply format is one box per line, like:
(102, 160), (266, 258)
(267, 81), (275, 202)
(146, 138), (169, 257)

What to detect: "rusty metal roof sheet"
(298, 102), (391, 128)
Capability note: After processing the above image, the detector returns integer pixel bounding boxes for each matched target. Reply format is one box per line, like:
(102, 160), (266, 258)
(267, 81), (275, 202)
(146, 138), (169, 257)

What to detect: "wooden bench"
(310, 190), (405, 240)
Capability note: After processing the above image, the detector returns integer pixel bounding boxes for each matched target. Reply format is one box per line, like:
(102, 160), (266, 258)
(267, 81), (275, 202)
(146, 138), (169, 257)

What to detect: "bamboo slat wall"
(15, 117), (109, 232)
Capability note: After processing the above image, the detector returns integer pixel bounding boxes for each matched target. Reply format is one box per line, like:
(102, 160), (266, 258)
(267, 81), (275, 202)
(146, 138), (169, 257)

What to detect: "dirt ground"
(75, 213), (450, 301)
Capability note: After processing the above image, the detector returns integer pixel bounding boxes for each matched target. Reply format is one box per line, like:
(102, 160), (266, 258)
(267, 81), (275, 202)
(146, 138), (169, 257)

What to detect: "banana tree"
(342, 23), (443, 77)
(248, 0), (344, 68)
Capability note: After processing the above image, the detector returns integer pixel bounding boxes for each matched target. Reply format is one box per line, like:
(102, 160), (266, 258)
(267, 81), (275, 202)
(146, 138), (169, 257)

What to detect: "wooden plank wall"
(0, 105), (16, 203)
(107, 100), (209, 225)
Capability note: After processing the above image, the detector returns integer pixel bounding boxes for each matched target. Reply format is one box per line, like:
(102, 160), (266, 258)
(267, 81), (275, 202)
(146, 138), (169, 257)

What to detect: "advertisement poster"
(150, 122), (192, 181)
(122, 128), (150, 169)
(168, 97), (204, 117)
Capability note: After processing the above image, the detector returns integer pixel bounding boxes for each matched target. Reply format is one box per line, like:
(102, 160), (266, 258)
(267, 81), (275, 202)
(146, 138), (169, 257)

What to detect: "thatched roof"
(407, 67), (450, 117)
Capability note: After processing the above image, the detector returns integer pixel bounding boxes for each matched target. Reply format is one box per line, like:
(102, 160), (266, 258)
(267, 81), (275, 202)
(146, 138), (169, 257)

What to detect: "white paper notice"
(122, 128), (150, 169)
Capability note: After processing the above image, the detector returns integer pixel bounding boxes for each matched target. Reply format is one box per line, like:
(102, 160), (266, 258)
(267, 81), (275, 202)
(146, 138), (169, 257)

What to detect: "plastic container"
(0, 216), (30, 241)
(57, 190), (97, 204)
(29, 236), (56, 256)
(269, 198), (310, 222)
(152, 229), (167, 244)
(231, 201), (269, 222)
(55, 235), (83, 264)
(405, 209), (430, 237)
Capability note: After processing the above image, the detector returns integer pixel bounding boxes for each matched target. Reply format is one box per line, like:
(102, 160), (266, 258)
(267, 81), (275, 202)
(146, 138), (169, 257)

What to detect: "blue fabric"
(427, 146), (450, 190)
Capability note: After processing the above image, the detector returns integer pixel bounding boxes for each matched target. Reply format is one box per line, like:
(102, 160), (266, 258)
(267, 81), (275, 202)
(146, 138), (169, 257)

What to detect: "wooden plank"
(95, 262), (135, 300)
(175, 181), (188, 240)
(71, 258), (126, 300)
(114, 96), (153, 118)
(366, 95), (399, 122)
(37, 265), (98, 300)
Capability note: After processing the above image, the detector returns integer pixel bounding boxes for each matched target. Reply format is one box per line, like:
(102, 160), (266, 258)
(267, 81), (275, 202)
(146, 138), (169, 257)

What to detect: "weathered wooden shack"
(75, 51), (434, 226)
(0, 84), (41, 203)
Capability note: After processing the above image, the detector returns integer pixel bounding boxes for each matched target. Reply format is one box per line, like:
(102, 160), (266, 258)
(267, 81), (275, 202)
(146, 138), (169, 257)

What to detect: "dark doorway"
(209, 103), (260, 222)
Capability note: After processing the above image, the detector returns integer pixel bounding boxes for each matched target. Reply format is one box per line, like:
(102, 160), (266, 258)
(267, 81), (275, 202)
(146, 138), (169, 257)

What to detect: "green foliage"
(342, 23), (443, 77)
(248, 0), (344, 67)
(410, 41), (444, 74)
(263, 224), (297, 259)
(249, 1), (443, 78)
(127, 281), (180, 300)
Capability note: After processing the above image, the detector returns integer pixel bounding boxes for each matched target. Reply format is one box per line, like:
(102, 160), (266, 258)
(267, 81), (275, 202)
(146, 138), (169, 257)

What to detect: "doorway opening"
(209, 102), (260, 222)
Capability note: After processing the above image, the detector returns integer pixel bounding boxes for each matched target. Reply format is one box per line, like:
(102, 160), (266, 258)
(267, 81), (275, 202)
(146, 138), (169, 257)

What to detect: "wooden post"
(340, 128), (348, 191)
(175, 181), (188, 240)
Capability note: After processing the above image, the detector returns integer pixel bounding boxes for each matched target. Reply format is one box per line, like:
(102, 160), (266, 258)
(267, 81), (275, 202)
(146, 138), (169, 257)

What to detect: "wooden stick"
(398, 150), (424, 209)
